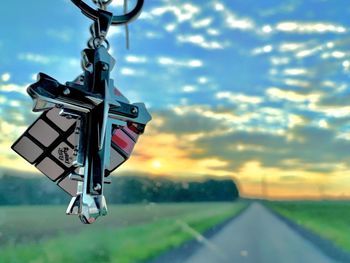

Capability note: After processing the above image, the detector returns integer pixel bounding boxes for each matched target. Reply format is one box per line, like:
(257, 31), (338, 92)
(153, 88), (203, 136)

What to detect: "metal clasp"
(71, 0), (144, 26)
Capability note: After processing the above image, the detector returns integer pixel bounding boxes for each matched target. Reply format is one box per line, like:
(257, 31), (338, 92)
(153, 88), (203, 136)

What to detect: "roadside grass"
(267, 201), (350, 252)
(0, 202), (247, 263)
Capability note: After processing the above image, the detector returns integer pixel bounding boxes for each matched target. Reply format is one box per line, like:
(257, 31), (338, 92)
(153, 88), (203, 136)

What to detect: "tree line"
(0, 173), (239, 205)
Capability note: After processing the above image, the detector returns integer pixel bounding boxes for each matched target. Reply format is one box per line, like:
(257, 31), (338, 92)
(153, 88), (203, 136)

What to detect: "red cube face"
(111, 128), (136, 157)
(123, 124), (140, 141)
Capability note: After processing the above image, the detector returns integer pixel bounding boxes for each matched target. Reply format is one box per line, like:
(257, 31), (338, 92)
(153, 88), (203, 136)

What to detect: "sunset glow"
(151, 160), (162, 169)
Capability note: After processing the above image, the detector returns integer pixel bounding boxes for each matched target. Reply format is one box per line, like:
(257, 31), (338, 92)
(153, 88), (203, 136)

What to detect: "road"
(180, 203), (337, 263)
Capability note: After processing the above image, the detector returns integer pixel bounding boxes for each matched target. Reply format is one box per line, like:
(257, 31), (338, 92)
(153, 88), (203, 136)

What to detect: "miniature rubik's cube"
(12, 87), (143, 197)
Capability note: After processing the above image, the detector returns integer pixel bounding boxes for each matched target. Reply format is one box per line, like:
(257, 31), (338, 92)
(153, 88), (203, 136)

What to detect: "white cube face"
(46, 108), (76, 131)
(28, 119), (59, 147)
(36, 157), (65, 181)
(12, 136), (43, 163)
(12, 108), (80, 196)
(58, 176), (79, 197)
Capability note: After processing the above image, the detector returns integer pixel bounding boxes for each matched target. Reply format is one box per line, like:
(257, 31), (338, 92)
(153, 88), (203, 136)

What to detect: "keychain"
(11, 0), (151, 224)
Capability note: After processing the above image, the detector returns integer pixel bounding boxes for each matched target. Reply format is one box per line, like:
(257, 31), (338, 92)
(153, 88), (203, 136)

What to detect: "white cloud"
(0, 83), (27, 95)
(321, 51), (347, 59)
(279, 42), (306, 52)
(332, 51), (346, 58)
(275, 22), (346, 34)
(110, 0), (124, 7)
(207, 28), (220, 36)
(288, 114), (306, 128)
(318, 119), (329, 129)
(283, 78), (310, 88)
(18, 53), (51, 64)
(283, 68), (309, 76)
(192, 18), (213, 28)
(144, 31), (163, 39)
(165, 24), (177, 32)
(322, 80), (338, 89)
(9, 100), (21, 107)
(296, 48), (319, 58)
(261, 25), (273, 33)
(182, 85), (197, 93)
(252, 45), (273, 55)
(267, 87), (321, 103)
(188, 60), (203, 67)
(157, 57), (203, 68)
(31, 74), (37, 81)
(309, 104), (350, 118)
(120, 68), (136, 76)
(1, 73), (11, 82)
(125, 55), (148, 64)
(197, 77), (209, 84)
(343, 60), (350, 68)
(276, 41), (336, 60)
(214, 3), (224, 11)
(139, 11), (154, 20)
(151, 4), (200, 23)
(177, 34), (228, 50)
(213, 2), (255, 31)
(270, 57), (290, 65)
(216, 92), (264, 104)
(226, 15), (254, 30)
(107, 27), (123, 38)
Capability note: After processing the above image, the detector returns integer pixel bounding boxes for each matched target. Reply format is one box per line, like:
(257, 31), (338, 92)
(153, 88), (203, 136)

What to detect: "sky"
(1, 0), (350, 199)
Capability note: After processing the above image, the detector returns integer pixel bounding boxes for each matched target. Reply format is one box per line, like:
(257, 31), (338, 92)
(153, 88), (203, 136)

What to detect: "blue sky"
(2, 0), (350, 198)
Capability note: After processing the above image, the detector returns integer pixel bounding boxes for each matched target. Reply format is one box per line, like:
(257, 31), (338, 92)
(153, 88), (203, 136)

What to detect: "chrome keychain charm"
(11, 0), (151, 224)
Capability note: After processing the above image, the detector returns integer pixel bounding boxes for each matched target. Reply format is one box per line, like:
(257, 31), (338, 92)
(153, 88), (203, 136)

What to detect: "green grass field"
(268, 201), (350, 252)
(0, 202), (246, 263)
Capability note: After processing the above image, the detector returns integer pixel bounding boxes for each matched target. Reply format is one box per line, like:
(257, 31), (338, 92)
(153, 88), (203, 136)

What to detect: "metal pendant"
(11, 0), (151, 224)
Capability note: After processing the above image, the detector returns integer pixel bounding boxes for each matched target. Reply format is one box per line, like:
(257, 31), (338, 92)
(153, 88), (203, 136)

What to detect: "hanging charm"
(11, 0), (151, 224)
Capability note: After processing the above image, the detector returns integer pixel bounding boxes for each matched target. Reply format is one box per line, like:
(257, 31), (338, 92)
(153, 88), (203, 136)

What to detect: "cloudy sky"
(2, 0), (350, 199)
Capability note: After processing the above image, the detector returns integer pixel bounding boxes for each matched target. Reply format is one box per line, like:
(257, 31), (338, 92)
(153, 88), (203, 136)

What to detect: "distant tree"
(0, 173), (239, 205)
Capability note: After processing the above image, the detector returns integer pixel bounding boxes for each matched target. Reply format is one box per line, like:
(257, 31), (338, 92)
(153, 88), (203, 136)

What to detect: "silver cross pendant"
(11, 0), (151, 224)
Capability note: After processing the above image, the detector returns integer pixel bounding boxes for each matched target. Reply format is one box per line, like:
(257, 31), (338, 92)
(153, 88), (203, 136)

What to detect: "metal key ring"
(71, 0), (144, 25)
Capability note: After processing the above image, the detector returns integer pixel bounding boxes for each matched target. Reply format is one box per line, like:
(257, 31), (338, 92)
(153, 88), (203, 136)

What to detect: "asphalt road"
(181, 203), (338, 263)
